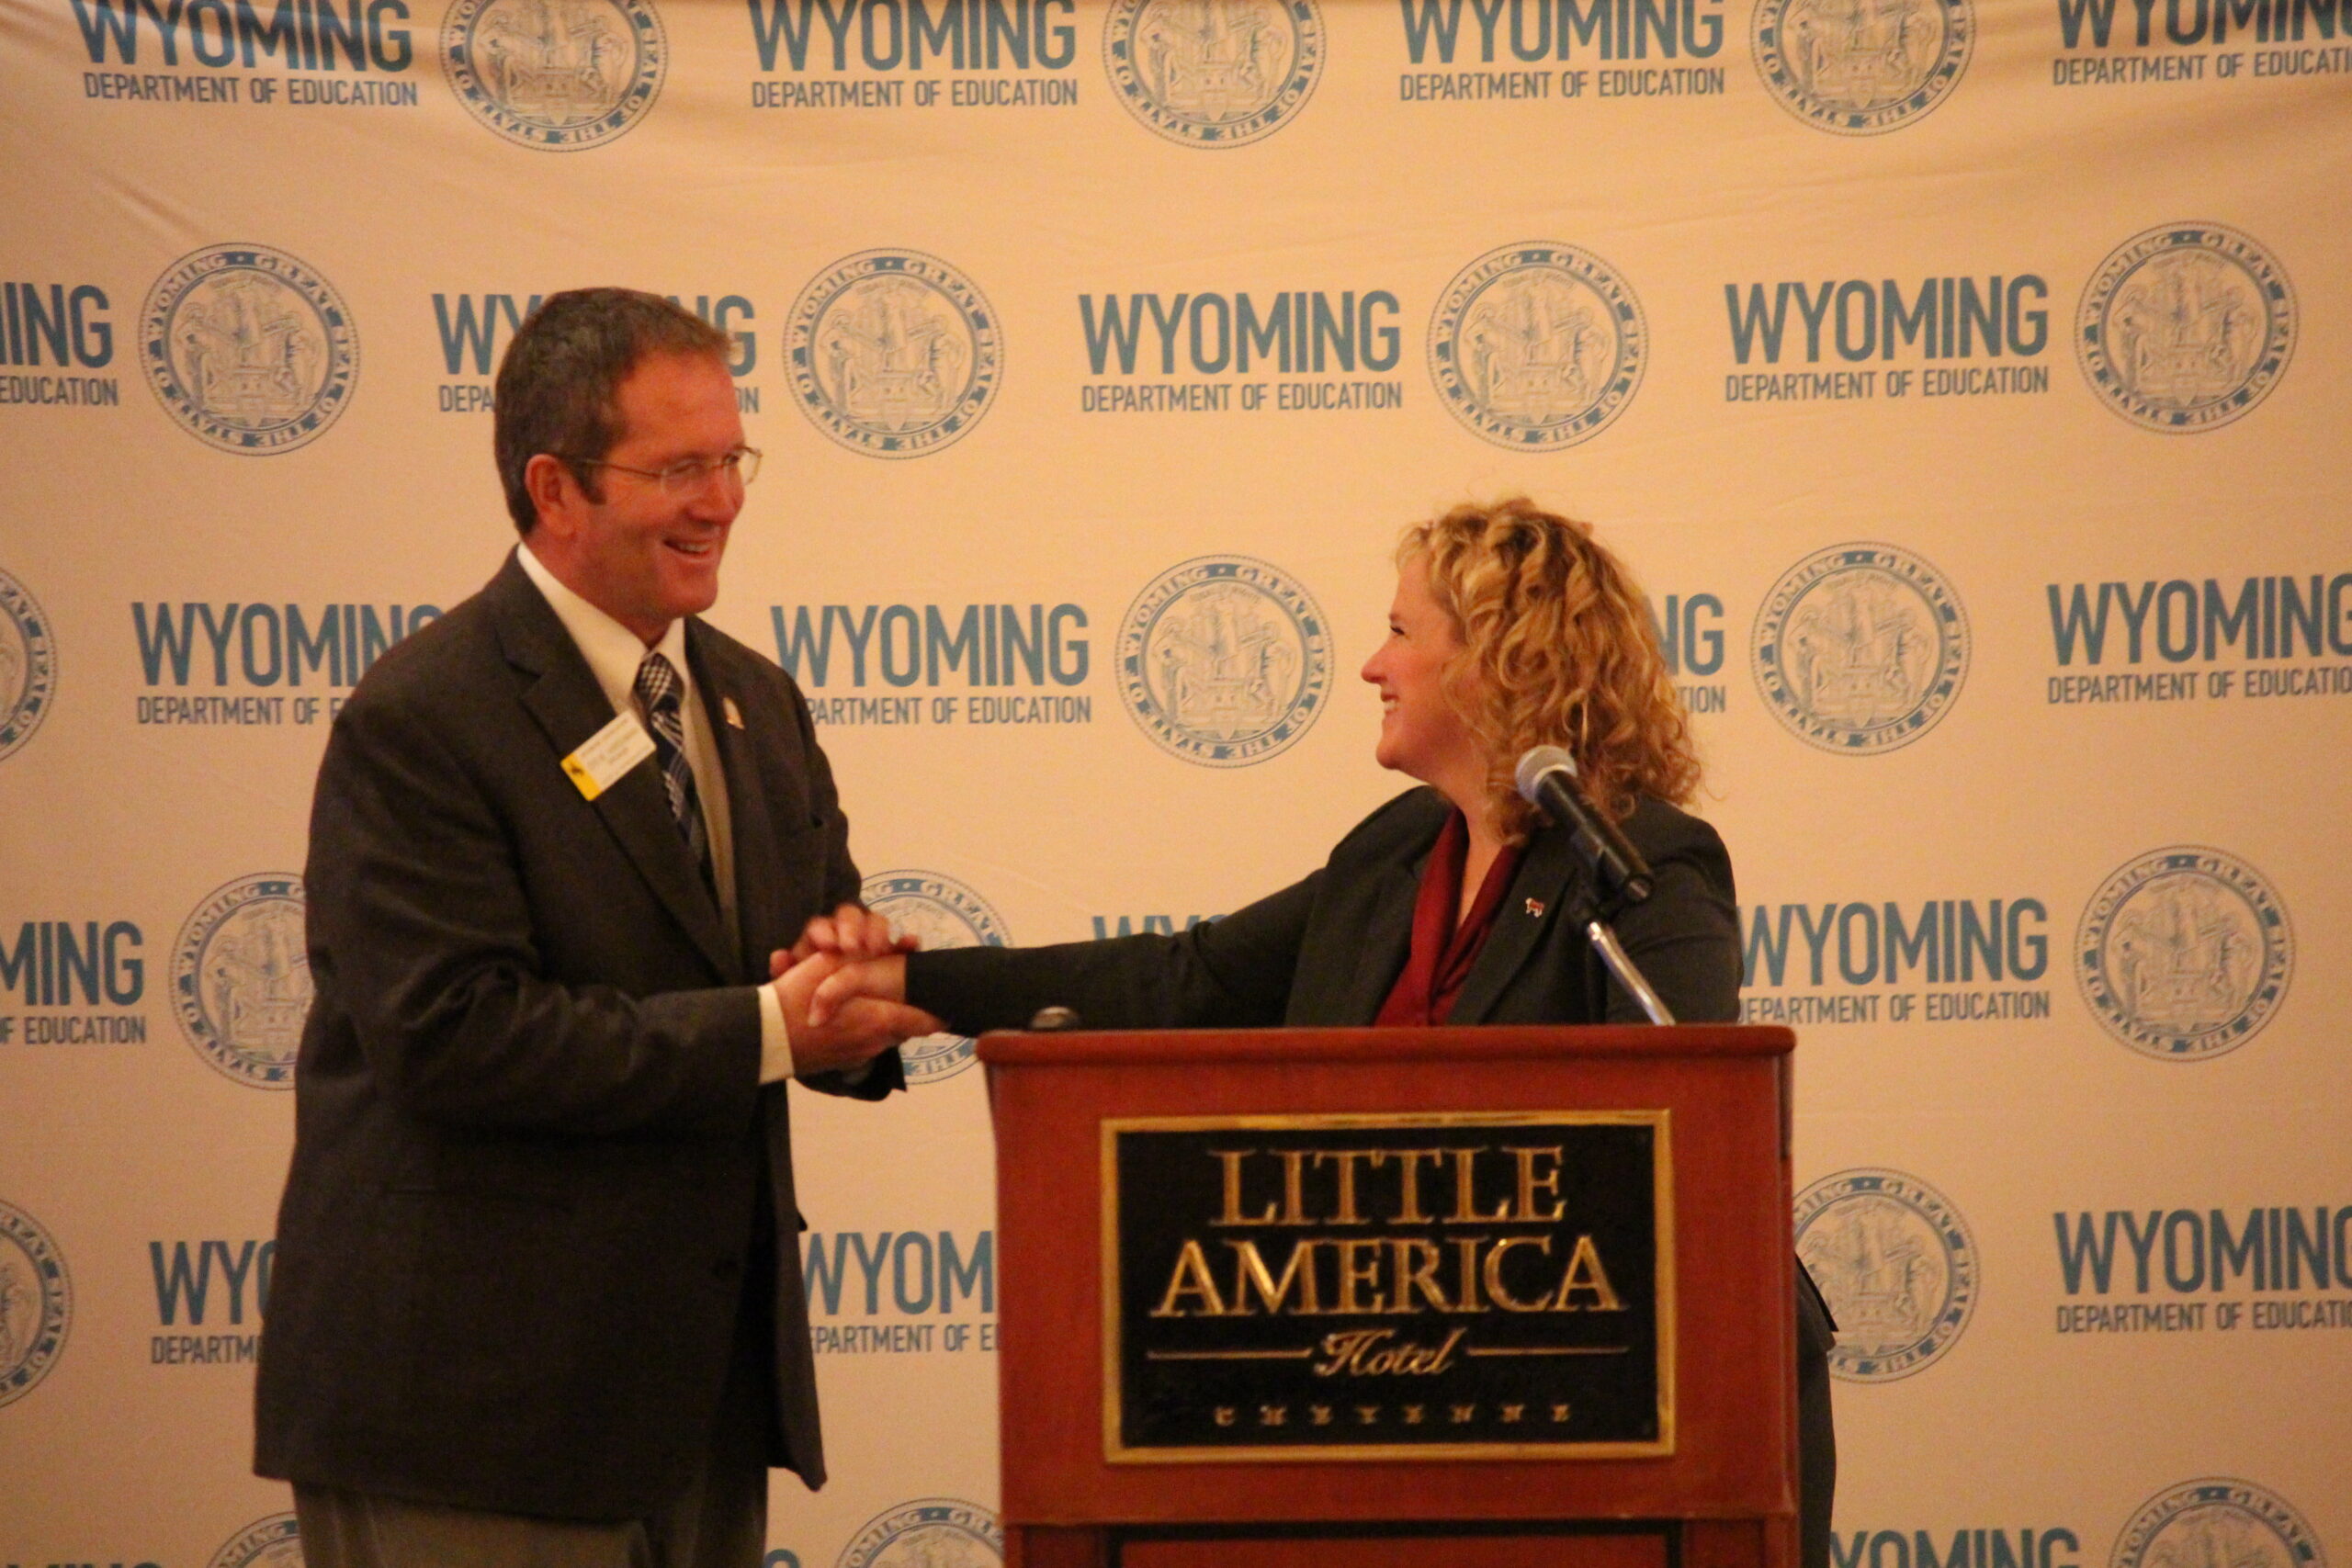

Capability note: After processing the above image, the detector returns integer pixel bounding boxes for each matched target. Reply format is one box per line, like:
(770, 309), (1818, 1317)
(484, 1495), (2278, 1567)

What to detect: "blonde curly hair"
(1398, 497), (1701, 838)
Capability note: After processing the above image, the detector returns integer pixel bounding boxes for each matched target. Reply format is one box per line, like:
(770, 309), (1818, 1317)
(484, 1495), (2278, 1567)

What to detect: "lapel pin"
(1524, 897), (1546, 918)
(722, 695), (746, 729)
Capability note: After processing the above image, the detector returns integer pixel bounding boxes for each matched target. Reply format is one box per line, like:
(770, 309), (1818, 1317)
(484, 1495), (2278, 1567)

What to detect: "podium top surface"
(977, 1023), (1793, 1067)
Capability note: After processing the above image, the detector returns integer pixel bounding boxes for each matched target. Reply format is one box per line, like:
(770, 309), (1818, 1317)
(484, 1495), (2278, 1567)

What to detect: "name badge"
(561, 710), (656, 801)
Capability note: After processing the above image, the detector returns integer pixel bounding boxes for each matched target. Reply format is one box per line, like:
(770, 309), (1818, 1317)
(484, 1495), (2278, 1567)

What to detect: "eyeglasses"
(570, 446), (762, 495)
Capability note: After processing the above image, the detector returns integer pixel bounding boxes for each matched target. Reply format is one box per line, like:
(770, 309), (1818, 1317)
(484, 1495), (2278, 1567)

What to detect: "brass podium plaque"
(1102, 1111), (1674, 1462)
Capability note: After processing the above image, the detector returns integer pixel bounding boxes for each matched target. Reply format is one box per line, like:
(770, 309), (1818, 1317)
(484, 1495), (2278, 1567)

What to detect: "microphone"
(1513, 746), (1654, 905)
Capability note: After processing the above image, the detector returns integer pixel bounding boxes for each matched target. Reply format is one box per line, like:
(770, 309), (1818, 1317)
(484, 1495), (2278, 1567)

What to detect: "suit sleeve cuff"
(757, 982), (796, 1085)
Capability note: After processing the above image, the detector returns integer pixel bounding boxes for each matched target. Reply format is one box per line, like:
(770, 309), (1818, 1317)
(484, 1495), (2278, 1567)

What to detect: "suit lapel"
(492, 558), (737, 982)
(690, 627), (785, 977)
(1449, 824), (1585, 1023)
(1329, 859), (1422, 1024)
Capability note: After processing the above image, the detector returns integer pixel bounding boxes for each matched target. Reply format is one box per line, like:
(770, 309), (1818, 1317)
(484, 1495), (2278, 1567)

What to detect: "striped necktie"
(633, 650), (717, 900)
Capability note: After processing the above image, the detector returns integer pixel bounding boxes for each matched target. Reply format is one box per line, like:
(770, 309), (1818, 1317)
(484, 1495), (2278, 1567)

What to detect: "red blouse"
(1373, 810), (1525, 1027)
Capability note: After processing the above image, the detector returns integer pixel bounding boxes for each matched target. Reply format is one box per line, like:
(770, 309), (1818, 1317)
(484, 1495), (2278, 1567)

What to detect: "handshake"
(765, 904), (945, 1077)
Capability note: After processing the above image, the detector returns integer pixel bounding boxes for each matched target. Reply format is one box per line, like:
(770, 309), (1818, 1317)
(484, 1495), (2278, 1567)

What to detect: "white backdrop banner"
(1, 1), (2346, 1565)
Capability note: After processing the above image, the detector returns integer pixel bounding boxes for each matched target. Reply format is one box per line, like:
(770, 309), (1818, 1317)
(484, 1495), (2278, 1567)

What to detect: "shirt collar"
(515, 541), (691, 717)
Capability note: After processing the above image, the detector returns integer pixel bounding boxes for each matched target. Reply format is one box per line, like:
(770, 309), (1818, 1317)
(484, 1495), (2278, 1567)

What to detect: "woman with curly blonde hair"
(1374, 497), (1707, 931)
(1403, 496), (1701, 829)
(803, 497), (1832, 1562)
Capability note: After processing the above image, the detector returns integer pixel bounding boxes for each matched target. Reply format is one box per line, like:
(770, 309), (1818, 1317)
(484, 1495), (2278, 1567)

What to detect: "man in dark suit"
(254, 288), (937, 1566)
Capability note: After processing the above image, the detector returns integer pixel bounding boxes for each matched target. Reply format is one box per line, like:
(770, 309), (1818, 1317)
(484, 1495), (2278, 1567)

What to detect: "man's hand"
(804, 953), (909, 1031)
(777, 902), (916, 975)
(772, 952), (938, 1077)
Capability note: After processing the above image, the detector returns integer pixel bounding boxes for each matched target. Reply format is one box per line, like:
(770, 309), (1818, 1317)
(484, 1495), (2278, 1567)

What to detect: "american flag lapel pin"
(1524, 897), (1545, 918)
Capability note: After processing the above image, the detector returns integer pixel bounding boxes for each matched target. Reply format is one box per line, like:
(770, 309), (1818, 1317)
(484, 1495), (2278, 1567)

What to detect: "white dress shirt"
(517, 543), (796, 1082)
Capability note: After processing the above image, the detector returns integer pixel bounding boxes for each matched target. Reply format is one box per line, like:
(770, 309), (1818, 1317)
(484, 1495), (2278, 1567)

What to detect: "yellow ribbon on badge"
(561, 752), (606, 801)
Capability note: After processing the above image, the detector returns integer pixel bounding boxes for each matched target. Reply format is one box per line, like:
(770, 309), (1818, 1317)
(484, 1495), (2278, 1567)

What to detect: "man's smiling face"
(549, 349), (746, 645)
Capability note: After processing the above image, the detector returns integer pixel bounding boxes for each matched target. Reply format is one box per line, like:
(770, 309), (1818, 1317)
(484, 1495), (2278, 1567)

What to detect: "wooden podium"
(977, 1024), (1800, 1568)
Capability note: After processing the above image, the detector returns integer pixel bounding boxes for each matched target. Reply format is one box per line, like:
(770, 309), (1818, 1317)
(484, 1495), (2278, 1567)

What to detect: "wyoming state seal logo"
(1752, 542), (1967, 754)
(0, 568), (58, 765)
(786, 251), (1001, 457)
(859, 871), (1009, 1083)
(1794, 1168), (1977, 1382)
(838, 1497), (1002, 1568)
(2077, 222), (2296, 434)
(174, 874), (313, 1089)
(1118, 555), (1330, 767)
(204, 1512), (304, 1568)
(1429, 243), (1646, 451)
(0, 1198), (72, 1411)
(2076, 846), (2291, 1062)
(141, 245), (358, 456)
(1752, 0), (1973, 134)
(442, 0), (667, 149)
(2110, 1480), (2324, 1568)
(1102, 0), (1325, 147)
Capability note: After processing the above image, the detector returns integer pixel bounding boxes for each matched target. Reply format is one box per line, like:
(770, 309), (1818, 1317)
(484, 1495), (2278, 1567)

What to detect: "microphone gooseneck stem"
(1511, 745), (1675, 1022)
(1587, 919), (1677, 1026)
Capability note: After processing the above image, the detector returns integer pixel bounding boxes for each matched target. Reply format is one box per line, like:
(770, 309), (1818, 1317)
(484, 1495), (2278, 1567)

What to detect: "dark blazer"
(910, 785), (1836, 1568)
(906, 785), (1740, 1032)
(254, 553), (900, 1521)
